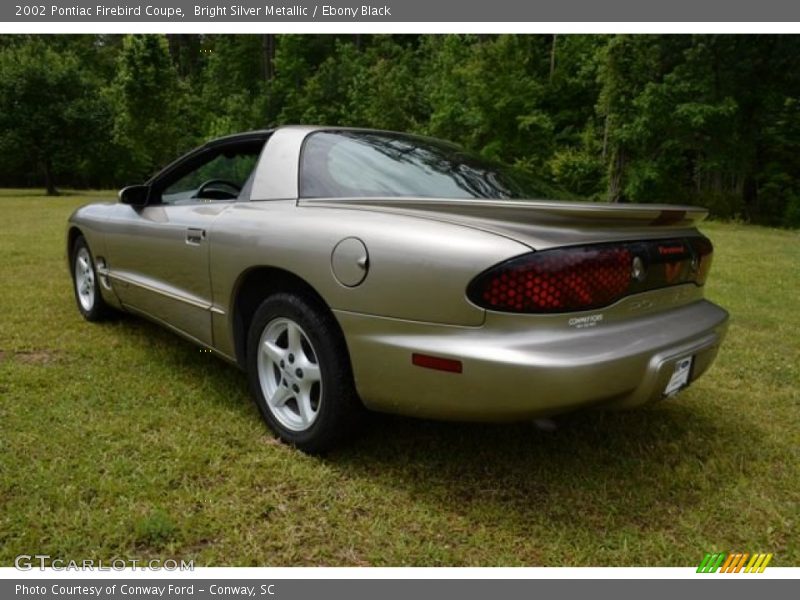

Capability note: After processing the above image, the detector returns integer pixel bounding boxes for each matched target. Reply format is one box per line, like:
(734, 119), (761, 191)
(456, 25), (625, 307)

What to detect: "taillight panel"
(467, 237), (713, 314)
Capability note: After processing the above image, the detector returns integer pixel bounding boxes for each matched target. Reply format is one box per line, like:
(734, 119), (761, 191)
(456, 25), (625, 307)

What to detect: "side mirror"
(118, 184), (149, 207)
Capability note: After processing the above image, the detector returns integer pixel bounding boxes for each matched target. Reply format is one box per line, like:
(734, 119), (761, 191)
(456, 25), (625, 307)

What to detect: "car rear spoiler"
(301, 197), (709, 229)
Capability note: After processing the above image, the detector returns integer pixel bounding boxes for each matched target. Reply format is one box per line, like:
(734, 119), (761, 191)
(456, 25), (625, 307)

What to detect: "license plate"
(664, 356), (693, 396)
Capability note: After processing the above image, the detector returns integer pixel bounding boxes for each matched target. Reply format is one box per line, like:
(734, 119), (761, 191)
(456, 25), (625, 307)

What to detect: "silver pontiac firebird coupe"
(67, 126), (729, 452)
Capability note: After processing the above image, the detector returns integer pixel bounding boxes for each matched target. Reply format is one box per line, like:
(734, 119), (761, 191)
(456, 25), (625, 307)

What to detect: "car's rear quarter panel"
(207, 202), (532, 360)
(207, 199), (727, 420)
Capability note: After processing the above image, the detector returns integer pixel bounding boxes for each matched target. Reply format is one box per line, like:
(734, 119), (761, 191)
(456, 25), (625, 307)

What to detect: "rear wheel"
(246, 293), (362, 453)
(71, 236), (112, 321)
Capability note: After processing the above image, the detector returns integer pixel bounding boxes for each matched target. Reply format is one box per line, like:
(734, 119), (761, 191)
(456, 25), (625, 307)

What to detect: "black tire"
(246, 292), (363, 453)
(70, 236), (113, 322)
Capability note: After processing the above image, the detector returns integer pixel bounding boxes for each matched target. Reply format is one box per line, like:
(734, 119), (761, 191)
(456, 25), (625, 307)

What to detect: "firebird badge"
(665, 261), (683, 283)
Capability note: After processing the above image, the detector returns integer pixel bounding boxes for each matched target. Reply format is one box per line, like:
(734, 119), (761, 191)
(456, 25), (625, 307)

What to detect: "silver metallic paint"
(67, 126), (729, 421)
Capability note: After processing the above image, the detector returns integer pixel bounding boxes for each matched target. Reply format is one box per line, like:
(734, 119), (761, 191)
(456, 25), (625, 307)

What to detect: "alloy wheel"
(75, 247), (95, 312)
(256, 317), (323, 432)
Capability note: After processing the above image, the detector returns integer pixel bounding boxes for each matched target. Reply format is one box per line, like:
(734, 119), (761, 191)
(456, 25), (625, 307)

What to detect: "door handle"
(185, 227), (206, 245)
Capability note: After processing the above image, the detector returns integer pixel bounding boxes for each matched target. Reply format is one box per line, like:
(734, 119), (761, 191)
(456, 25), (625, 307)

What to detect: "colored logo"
(664, 261), (684, 283)
(697, 552), (773, 573)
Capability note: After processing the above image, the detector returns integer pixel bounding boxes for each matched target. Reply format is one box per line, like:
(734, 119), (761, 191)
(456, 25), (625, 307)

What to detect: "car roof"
(202, 129), (275, 148)
(204, 125), (448, 147)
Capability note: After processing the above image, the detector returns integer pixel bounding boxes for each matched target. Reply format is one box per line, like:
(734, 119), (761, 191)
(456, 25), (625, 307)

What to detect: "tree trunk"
(166, 34), (199, 78)
(43, 157), (59, 197)
(261, 34), (275, 81)
(607, 146), (626, 203)
(742, 173), (759, 222)
(549, 35), (557, 82)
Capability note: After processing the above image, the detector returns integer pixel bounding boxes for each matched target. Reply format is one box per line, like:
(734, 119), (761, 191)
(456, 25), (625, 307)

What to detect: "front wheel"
(71, 236), (112, 321)
(246, 293), (362, 453)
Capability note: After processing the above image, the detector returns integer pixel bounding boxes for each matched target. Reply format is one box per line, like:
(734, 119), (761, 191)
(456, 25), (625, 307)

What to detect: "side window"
(160, 144), (262, 205)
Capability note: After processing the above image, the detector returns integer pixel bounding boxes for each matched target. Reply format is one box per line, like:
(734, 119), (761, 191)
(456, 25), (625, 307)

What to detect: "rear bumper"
(335, 298), (729, 420)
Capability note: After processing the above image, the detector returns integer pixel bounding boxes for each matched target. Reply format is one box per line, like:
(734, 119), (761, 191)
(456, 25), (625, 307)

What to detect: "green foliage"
(596, 35), (800, 225)
(0, 34), (798, 226)
(422, 35), (554, 166)
(199, 35), (272, 136)
(784, 195), (800, 228)
(548, 147), (605, 198)
(347, 36), (424, 131)
(0, 38), (106, 195)
(110, 35), (194, 178)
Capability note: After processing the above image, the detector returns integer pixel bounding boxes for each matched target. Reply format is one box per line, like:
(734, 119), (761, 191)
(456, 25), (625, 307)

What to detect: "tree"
(198, 35), (273, 136)
(1, 34), (798, 225)
(110, 34), (195, 179)
(595, 35), (800, 223)
(0, 38), (102, 195)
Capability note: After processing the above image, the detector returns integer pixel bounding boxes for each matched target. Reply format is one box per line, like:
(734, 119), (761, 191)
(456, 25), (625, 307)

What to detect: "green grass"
(0, 190), (798, 567)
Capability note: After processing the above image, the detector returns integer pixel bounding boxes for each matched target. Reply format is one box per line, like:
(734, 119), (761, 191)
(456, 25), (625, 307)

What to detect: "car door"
(104, 140), (265, 346)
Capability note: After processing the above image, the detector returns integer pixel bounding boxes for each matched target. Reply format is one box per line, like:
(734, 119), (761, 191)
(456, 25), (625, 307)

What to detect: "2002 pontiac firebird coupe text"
(67, 126), (729, 452)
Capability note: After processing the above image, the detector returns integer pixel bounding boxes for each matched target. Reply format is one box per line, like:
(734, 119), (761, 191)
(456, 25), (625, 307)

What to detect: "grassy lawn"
(0, 189), (797, 567)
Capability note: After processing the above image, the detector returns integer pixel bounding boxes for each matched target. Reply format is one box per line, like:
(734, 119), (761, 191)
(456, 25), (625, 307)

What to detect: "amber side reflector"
(411, 353), (463, 373)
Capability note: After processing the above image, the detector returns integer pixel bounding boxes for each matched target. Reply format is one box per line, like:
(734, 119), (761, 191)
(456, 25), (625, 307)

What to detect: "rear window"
(299, 131), (540, 200)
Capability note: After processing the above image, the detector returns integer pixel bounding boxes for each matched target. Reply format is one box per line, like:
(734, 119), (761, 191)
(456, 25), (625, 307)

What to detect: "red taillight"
(468, 246), (632, 313)
(467, 237), (714, 314)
